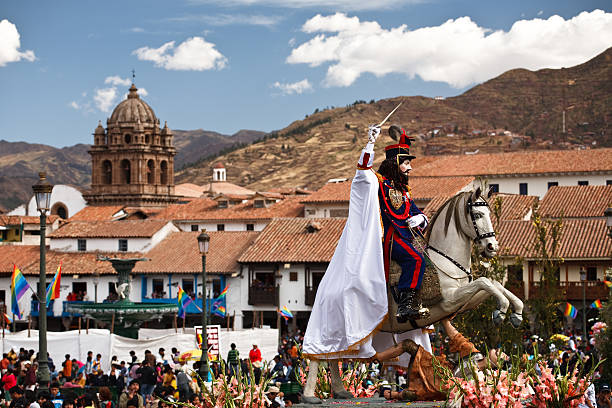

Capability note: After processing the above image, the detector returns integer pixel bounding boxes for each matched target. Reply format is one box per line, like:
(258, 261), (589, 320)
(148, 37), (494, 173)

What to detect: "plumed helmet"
(385, 125), (416, 163)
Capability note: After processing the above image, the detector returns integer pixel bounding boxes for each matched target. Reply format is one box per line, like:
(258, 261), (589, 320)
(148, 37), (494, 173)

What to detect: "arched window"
(124, 134), (132, 144)
(147, 160), (155, 184)
(121, 159), (131, 184)
(102, 160), (112, 184)
(145, 134), (150, 144)
(51, 203), (68, 219)
(160, 161), (168, 185)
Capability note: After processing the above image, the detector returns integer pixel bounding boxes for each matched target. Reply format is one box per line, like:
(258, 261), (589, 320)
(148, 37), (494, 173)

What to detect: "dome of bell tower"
(109, 84), (157, 124)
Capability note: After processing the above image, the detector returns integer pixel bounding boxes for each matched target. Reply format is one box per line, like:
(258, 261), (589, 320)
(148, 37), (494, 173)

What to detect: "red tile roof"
(68, 206), (126, 221)
(497, 218), (612, 259)
(410, 148), (612, 177)
(134, 231), (259, 275)
(152, 196), (304, 222)
(539, 185), (612, 218)
(300, 176), (473, 204)
(202, 181), (254, 196)
(49, 220), (172, 238)
(175, 183), (208, 198)
(422, 196), (450, 218)
(0, 245), (140, 276)
(0, 215), (59, 226)
(491, 194), (539, 222)
(238, 218), (346, 263)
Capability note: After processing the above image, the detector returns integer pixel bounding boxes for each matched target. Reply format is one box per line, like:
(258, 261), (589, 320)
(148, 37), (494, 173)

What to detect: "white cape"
(303, 166), (388, 359)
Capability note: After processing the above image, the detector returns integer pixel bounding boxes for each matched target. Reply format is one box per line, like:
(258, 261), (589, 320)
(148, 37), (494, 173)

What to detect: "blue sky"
(1, 0), (610, 147)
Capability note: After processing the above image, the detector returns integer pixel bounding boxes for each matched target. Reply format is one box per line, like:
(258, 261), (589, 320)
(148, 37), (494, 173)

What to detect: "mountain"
(176, 48), (612, 192)
(0, 129), (265, 211)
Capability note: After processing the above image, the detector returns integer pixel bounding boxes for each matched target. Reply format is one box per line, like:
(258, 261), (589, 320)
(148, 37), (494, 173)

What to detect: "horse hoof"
(509, 313), (523, 328)
(492, 310), (506, 326)
(301, 395), (323, 404)
(333, 390), (354, 399)
(400, 390), (417, 401)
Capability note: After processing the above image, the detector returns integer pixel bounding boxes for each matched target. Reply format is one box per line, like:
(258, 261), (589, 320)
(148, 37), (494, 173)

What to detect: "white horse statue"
(301, 187), (524, 403)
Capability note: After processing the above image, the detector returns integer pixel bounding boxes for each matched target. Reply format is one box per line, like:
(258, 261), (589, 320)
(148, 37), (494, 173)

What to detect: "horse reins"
(424, 195), (496, 283)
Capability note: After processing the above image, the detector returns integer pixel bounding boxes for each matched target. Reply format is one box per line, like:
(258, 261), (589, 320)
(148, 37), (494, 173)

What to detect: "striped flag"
(564, 302), (578, 319)
(604, 280), (612, 288)
(3, 313), (12, 325)
(590, 299), (603, 309)
(46, 261), (62, 306)
(212, 305), (226, 317)
(11, 265), (31, 319)
(177, 286), (194, 318)
(279, 306), (293, 321)
(217, 285), (228, 299)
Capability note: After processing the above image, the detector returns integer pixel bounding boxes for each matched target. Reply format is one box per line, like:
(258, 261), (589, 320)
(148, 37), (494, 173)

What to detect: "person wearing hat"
(597, 384), (611, 408)
(371, 124), (430, 321)
(264, 386), (285, 407)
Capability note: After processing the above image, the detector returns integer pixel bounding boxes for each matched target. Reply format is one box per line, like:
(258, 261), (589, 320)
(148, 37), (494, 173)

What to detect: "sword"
(377, 102), (402, 128)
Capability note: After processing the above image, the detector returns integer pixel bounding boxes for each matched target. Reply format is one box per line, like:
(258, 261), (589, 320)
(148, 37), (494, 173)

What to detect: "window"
(290, 272), (298, 281)
(519, 183), (528, 195)
(152, 279), (164, 297)
(72, 282), (87, 295)
(121, 159), (131, 184)
(507, 265), (523, 282)
(147, 160), (155, 184)
(191, 225), (199, 232)
(578, 180), (588, 186)
(108, 282), (117, 295)
(607, 180), (612, 186)
(586, 267), (597, 281)
(254, 200), (265, 208)
(547, 182), (558, 189)
(306, 209), (316, 216)
(217, 224), (225, 231)
(124, 134), (132, 144)
(103, 160), (112, 184)
(182, 279), (194, 295)
(489, 184), (499, 193)
(218, 200), (228, 209)
(77, 239), (87, 251)
(118, 239), (128, 252)
(329, 209), (349, 217)
(246, 224), (254, 231)
(0, 290), (5, 303)
(160, 161), (168, 185)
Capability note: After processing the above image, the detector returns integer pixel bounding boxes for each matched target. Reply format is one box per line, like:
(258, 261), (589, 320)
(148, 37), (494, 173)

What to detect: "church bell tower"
(84, 84), (179, 207)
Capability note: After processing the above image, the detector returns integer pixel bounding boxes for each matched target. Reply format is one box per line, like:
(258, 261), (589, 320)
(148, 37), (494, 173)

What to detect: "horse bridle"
(466, 196), (496, 242)
(426, 194), (496, 282)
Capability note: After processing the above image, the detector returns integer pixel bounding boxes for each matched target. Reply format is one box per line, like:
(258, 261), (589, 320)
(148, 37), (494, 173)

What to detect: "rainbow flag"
(177, 286), (194, 318)
(217, 285), (228, 299)
(11, 265), (31, 319)
(279, 306), (293, 321)
(564, 302), (578, 319)
(590, 299), (603, 309)
(212, 305), (226, 317)
(46, 261), (62, 306)
(3, 313), (12, 325)
(604, 280), (612, 288)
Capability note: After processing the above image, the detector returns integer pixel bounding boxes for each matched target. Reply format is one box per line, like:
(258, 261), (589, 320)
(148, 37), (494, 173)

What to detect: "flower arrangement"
(295, 360), (378, 399)
(438, 350), (599, 408)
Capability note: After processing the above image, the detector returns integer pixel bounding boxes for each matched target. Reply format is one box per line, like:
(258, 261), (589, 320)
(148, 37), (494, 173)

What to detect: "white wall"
(27, 185), (87, 218)
(304, 205), (348, 218)
(176, 221), (267, 232)
(489, 174), (612, 198)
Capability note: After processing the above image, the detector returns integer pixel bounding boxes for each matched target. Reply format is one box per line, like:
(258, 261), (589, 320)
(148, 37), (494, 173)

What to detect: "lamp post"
(93, 272), (100, 303)
(32, 172), (53, 390)
(579, 267), (587, 343)
(197, 231), (210, 381)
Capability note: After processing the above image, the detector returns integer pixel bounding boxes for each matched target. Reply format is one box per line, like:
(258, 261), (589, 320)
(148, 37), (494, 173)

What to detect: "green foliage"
(595, 284), (612, 384)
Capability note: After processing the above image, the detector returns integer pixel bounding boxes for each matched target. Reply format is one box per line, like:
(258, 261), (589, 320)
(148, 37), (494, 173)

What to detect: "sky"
(1, 0), (611, 148)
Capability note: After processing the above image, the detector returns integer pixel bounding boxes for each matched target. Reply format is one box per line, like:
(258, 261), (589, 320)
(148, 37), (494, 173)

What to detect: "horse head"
(462, 186), (498, 258)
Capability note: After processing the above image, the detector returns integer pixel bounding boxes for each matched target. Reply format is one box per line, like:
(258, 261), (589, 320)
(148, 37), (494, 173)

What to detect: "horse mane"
(424, 191), (471, 245)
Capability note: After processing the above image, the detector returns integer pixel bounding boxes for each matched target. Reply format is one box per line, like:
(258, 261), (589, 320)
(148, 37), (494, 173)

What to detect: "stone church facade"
(84, 84), (179, 207)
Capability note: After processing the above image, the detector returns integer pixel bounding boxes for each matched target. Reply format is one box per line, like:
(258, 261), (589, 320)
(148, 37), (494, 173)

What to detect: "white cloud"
(105, 75), (131, 86)
(69, 101), (80, 110)
(133, 37), (227, 71)
(288, 37), (296, 47)
(167, 14), (283, 27)
(186, 0), (422, 11)
(287, 10), (612, 88)
(130, 27), (145, 33)
(94, 87), (118, 113)
(123, 87), (148, 99)
(273, 79), (313, 95)
(0, 19), (36, 67)
(537, 10), (543, 16)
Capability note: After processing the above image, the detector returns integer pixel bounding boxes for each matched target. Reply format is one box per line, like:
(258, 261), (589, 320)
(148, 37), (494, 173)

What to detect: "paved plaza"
(294, 398), (445, 407)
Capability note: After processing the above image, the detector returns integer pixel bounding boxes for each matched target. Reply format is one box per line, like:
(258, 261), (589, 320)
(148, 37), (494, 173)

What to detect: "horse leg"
(373, 339), (419, 362)
(329, 360), (353, 399)
(491, 280), (524, 328)
(445, 277), (510, 325)
(302, 359), (322, 404)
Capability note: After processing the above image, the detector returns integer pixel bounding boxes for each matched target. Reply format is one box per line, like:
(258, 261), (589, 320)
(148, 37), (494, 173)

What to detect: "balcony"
(305, 286), (318, 306)
(528, 281), (609, 301)
(248, 286), (278, 306)
(62, 301), (94, 317)
(30, 300), (55, 317)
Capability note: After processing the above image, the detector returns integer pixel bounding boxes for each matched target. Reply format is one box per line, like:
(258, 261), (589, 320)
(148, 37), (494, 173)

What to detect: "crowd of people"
(0, 327), (610, 408)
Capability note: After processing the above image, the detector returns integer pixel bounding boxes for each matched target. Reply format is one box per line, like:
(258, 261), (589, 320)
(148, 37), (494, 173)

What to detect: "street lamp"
(197, 231), (210, 381)
(579, 267), (587, 343)
(93, 272), (100, 303)
(32, 172), (53, 390)
(605, 207), (612, 239)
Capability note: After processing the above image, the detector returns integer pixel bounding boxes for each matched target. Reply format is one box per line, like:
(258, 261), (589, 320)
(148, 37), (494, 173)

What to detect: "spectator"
(2, 369), (18, 397)
(597, 384), (611, 408)
(227, 344), (240, 377)
(119, 381), (143, 408)
(98, 387), (114, 408)
(175, 367), (191, 402)
(49, 382), (63, 408)
(136, 361), (156, 399)
(9, 386), (28, 408)
(61, 356), (72, 381)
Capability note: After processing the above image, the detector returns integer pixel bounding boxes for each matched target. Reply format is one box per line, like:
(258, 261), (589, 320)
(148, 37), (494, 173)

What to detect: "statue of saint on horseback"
(301, 107), (524, 403)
